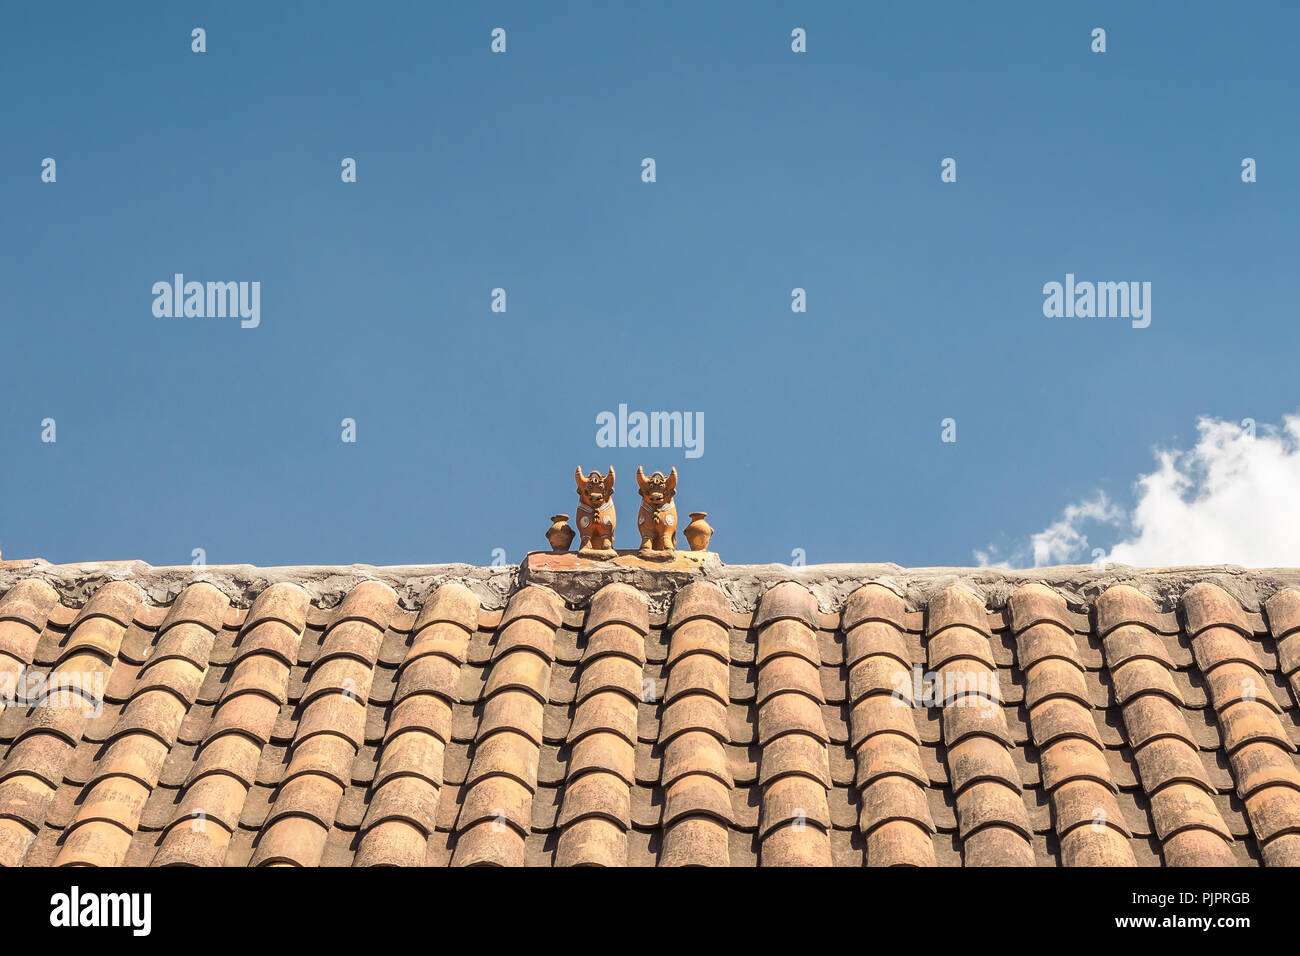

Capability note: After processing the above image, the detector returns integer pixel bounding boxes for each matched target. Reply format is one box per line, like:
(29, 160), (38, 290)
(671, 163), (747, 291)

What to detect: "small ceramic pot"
(546, 514), (575, 551)
(683, 512), (713, 551)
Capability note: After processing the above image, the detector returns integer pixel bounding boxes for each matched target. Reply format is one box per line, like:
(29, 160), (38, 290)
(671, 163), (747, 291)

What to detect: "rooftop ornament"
(683, 512), (713, 552)
(545, 515), (575, 552)
(548, 466), (714, 561)
(635, 466), (678, 554)
(574, 466), (616, 553)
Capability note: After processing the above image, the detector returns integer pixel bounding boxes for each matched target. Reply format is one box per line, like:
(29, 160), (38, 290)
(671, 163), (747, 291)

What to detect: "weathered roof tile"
(2, 563), (1296, 866)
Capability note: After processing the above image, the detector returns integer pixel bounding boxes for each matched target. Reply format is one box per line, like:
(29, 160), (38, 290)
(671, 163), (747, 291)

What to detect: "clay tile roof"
(5, 554), (1300, 866)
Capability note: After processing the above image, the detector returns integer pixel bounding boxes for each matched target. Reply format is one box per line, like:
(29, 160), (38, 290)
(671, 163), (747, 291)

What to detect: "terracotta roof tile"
(5, 562), (1300, 866)
(927, 586), (991, 637)
(551, 586), (646, 866)
(1183, 582), (1254, 637)
(658, 584), (732, 866)
(447, 586), (563, 866)
(752, 583), (832, 866)
(1091, 585), (1239, 866)
(1006, 587), (1133, 864)
(1096, 585), (1180, 637)
(1180, 583), (1300, 866)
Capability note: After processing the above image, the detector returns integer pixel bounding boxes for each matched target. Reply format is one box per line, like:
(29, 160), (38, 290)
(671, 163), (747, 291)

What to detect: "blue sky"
(3, 2), (1297, 569)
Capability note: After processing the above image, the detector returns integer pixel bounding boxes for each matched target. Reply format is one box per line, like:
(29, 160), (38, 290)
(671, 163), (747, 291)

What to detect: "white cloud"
(1030, 494), (1123, 567)
(980, 414), (1300, 568)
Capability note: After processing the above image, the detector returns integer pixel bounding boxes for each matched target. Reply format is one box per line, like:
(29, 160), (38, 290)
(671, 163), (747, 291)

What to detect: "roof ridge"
(5, 559), (1300, 616)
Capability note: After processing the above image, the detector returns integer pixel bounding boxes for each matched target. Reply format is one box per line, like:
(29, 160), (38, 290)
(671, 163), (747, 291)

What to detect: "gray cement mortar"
(5, 557), (1300, 616)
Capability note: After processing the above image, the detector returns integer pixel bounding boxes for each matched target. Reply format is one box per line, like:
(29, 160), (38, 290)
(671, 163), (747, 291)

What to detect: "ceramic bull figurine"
(635, 466), (678, 551)
(575, 466), (616, 550)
